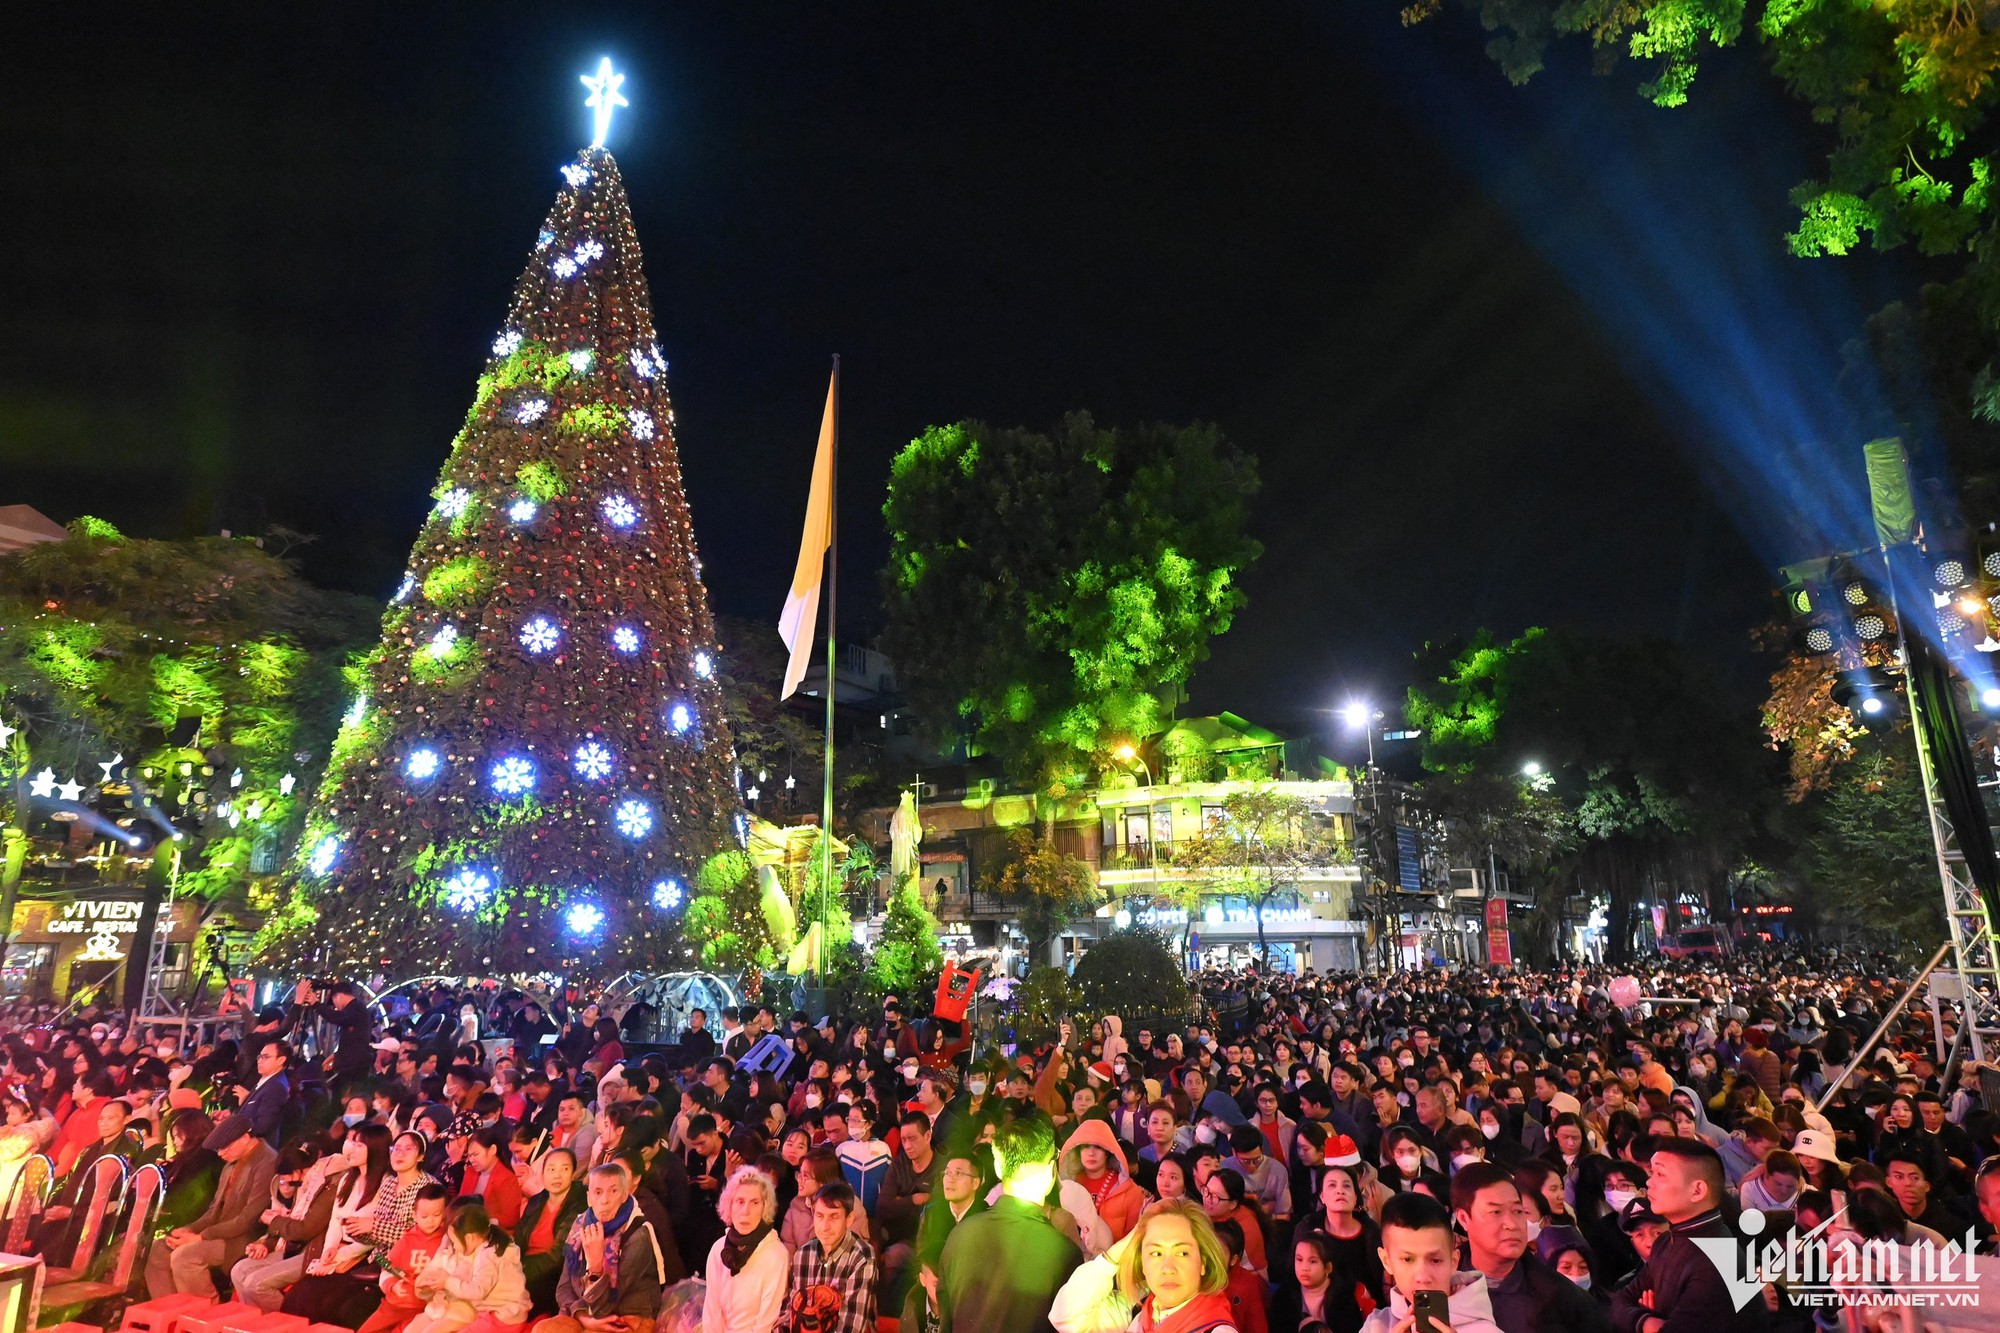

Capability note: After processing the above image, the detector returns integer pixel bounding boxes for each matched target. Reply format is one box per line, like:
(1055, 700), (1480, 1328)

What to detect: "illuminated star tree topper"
(581, 58), (628, 149)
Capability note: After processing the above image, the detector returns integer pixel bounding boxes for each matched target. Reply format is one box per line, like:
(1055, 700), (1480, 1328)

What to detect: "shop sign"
(49, 901), (144, 935)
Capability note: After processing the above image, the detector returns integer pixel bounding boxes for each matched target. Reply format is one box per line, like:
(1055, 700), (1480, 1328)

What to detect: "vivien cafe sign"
(48, 901), (144, 934)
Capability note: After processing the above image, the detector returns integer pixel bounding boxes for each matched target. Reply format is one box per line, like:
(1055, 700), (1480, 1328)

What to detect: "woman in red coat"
(462, 1125), (524, 1228)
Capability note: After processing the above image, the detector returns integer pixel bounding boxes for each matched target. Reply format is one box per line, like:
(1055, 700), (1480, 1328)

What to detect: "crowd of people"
(0, 949), (1996, 1333)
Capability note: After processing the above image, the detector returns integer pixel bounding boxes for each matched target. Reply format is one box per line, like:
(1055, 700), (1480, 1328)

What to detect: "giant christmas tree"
(269, 96), (742, 976)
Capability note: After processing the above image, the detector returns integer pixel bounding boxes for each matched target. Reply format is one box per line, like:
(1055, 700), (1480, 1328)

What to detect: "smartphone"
(1413, 1289), (1449, 1333)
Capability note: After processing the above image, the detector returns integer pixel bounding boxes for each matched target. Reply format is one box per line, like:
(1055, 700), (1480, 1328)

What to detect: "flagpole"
(819, 355), (839, 989)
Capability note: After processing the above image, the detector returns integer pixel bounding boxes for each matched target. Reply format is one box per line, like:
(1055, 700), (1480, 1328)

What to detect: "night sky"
(1, 3), (1935, 768)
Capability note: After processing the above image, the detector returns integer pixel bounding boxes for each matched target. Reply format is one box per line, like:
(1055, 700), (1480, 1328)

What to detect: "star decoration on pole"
(55, 779), (83, 803)
(279, 772), (297, 796)
(98, 753), (122, 783)
(28, 769), (56, 799)
(581, 57), (628, 149)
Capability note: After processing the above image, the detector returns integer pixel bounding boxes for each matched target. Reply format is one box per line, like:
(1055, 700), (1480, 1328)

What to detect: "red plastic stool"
(223, 1317), (307, 1333)
(119, 1294), (213, 1333)
(44, 1323), (105, 1333)
(177, 1302), (267, 1333)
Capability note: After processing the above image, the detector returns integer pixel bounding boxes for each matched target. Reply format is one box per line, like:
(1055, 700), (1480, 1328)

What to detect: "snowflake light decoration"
(508, 498), (538, 523)
(493, 330), (522, 357)
(393, 575), (415, 604)
(652, 879), (684, 911)
(566, 901), (605, 936)
(405, 747), (441, 781)
(552, 255), (578, 279)
(693, 651), (714, 680)
(601, 495), (639, 528)
(436, 488), (471, 517)
(612, 625), (642, 654)
(490, 755), (536, 798)
(520, 617), (562, 654)
(573, 741), (615, 782)
(344, 695), (368, 727)
(306, 836), (341, 876)
(568, 349), (594, 375)
(561, 163), (590, 188)
(628, 409), (655, 440)
(517, 399), (549, 424)
(426, 625), (459, 659)
(536, 229), (555, 248)
(669, 702), (693, 735)
(444, 868), (494, 913)
(575, 238), (605, 264)
(629, 351), (656, 379)
(613, 799), (654, 839)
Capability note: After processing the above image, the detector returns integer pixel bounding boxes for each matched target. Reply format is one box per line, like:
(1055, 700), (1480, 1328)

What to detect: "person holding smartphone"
(1358, 1193), (1502, 1333)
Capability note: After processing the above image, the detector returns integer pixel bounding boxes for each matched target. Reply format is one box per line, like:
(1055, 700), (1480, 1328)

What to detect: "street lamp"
(1339, 702), (1383, 768)
(1521, 760), (1541, 777)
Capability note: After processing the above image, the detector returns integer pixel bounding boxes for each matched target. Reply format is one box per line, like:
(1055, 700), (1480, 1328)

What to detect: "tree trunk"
(0, 825), (24, 982)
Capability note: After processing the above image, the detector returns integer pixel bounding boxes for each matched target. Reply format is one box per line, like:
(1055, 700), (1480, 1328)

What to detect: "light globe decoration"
(274, 62), (743, 977)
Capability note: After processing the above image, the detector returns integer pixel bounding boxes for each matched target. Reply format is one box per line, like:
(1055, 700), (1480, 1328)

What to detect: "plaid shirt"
(366, 1171), (437, 1259)
(783, 1232), (876, 1333)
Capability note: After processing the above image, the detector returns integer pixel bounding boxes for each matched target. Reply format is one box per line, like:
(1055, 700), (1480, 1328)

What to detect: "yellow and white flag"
(779, 368), (837, 699)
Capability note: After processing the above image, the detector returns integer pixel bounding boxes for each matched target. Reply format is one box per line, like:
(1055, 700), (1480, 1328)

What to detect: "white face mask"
(1394, 1151), (1422, 1174)
(966, 1079), (986, 1097)
(1525, 1218), (1543, 1243)
(1570, 1274), (1593, 1291)
(805, 1093), (821, 1108)
(1450, 1152), (1480, 1171)
(883, 1046), (897, 1062)
(1194, 1125), (1216, 1145)
(1481, 1123), (1500, 1140)
(900, 1063), (919, 1082)
(1605, 1187), (1639, 1212)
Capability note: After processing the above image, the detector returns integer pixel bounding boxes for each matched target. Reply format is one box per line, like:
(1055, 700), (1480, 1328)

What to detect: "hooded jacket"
(1101, 1015), (1128, 1068)
(1360, 1270), (1503, 1333)
(1060, 1119), (1148, 1242)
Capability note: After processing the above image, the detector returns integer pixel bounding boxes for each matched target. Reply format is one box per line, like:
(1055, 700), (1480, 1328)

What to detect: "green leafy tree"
(0, 521), (374, 998)
(980, 826), (1105, 963)
(682, 850), (777, 971)
(269, 146), (741, 976)
(873, 881), (945, 995)
(1407, 628), (1775, 961)
(1404, 0), (2000, 430)
(1168, 786), (1349, 968)
(1420, 768), (1577, 965)
(882, 413), (1260, 788)
(1071, 927), (1195, 1025)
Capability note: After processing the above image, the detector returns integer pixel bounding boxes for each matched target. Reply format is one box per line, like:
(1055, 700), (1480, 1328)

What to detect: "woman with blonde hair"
(1050, 1199), (1239, 1333)
(700, 1165), (786, 1333)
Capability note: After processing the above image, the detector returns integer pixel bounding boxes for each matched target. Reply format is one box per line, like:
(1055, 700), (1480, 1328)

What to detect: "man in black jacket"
(292, 979), (376, 1088)
(1452, 1161), (1612, 1333)
(1612, 1139), (1770, 1333)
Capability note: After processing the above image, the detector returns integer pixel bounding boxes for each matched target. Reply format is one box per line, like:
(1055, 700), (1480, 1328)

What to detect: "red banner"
(1485, 898), (1513, 966)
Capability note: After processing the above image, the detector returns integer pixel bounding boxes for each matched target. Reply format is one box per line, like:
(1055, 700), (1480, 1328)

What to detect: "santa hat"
(1325, 1133), (1362, 1166)
(1087, 1061), (1114, 1084)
